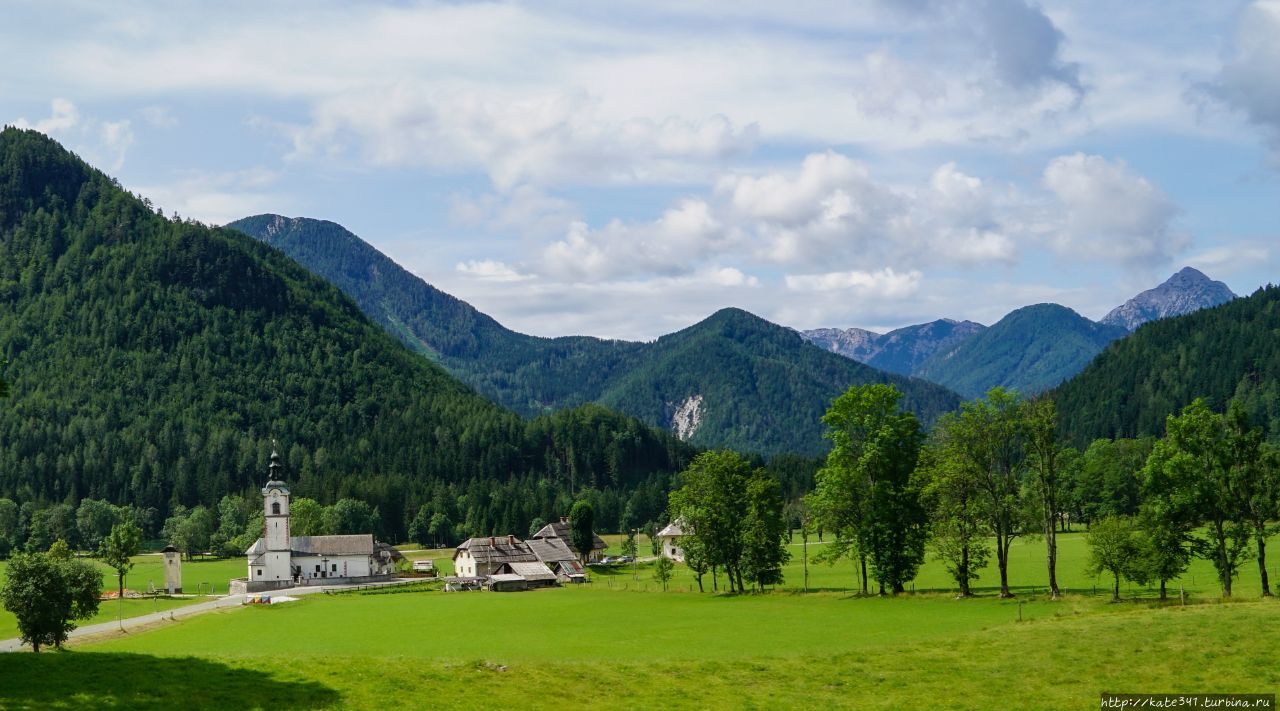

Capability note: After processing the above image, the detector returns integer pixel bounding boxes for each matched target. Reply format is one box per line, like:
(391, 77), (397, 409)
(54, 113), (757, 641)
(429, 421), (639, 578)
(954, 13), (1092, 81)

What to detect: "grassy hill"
(0, 128), (691, 539)
(229, 215), (961, 454)
(1055, 284), (1280, 446)
(916, 303), (1127, 399)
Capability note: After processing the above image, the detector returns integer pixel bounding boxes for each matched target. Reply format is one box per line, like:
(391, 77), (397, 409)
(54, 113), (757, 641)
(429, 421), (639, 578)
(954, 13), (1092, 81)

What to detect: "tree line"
(802, 384), (1279, 599)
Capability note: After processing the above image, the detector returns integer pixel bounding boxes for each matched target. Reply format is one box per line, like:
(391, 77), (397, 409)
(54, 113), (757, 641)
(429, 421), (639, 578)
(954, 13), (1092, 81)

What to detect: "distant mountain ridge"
(914, 304), (1128, 399)
(1100, 266), (1235, 331)
(230, 215), (962, 455)
(803, 267), (1236, 400)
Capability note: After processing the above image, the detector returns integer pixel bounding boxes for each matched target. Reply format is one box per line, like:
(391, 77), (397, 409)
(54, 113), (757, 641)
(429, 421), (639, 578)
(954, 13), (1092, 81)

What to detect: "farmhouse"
(527, 536), (587, 583)
(453, 534), (587, 585)
(237, 451), (402, 593)
(497, 561), (559, 589)
(453, 535), (537, 578)
(530, 517), (608, 562)
(657, 519), (685, 562)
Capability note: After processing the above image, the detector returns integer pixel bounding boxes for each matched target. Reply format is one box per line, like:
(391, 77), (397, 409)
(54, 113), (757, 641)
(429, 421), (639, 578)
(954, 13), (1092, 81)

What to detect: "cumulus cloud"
(1041, 153), (1186, 266)
(883, 0), (1082, 98)
(976, 0), (1082, 96)
(716, 153), (1017, 270)
(784, 267), (923, 296)
(540, 199), (729, 281)
(285, 84), (757, 190)
(12, 98), (133, 171)
(132, 167), (289, 226)
(454, 260), (533, 282)
(1201, 1), (1280, 152)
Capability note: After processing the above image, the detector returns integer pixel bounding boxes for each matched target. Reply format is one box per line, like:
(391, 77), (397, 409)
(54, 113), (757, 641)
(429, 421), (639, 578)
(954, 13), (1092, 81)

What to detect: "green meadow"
(0, 529), (1274, 709)
(0, 555), (243, 640)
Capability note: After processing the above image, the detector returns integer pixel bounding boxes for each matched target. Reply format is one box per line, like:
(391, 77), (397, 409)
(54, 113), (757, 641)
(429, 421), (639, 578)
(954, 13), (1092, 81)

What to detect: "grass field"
(410, 528), (1280, 598)
(0, 555), (243, 640)
(2, 531), (1277, 708)
(29, 587), (1278, 709)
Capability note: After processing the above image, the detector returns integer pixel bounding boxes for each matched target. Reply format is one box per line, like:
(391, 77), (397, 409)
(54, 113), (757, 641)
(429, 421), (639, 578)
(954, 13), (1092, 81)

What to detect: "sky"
(3, 0), (1278, 340)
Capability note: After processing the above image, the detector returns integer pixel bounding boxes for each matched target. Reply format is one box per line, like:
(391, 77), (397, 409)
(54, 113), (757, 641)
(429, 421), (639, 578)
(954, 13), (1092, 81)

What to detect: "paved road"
(0, 593), (245, 652)
(0, 578), (419, 652)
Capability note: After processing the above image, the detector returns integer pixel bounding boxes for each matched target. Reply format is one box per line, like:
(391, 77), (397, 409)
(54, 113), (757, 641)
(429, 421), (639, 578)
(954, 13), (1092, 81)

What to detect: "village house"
(453, 535), (538, 578)
(657, 519), (685, 562)
(526, 536), (587, 583)
(530, 517), (608, 562)
(235, 451), (402, 593)
(453, 533), (588, 586)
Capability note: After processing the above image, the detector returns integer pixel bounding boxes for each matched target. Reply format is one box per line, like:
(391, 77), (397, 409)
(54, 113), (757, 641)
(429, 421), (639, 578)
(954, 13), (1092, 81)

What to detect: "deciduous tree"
(100, 521), (142, 599)
(0, 551), (102, 652)
(1085, 516), (1149, 602)
(568, 500), (595, 564)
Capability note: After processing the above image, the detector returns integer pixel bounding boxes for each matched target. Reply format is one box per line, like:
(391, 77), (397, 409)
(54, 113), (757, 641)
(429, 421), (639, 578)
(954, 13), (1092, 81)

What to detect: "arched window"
(271, 502), (281, 515)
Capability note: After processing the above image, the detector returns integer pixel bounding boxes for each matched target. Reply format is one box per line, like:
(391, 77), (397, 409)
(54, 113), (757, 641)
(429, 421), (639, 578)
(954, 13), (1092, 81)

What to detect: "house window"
(256, 569), (262, 576)
(272, 502), (281, 515)
(331, 564), (338, 572)
(315, 565), (321, 572)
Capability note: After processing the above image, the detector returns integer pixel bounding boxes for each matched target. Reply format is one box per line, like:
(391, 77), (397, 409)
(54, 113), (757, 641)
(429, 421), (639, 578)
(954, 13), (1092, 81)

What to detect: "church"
(238, 451), (401, 593)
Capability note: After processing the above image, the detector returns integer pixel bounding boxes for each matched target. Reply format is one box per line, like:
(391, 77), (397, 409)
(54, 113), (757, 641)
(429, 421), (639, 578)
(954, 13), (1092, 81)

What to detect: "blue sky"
(3, 0), (1278, 339)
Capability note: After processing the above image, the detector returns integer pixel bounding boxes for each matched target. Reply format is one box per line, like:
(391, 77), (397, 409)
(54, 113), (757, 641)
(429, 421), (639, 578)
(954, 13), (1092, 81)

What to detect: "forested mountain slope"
(915, 304), (1128, 399)
(0, 128), (693, 539)
(230, 215), (961, 455)
(1055, 284), (1280, 446)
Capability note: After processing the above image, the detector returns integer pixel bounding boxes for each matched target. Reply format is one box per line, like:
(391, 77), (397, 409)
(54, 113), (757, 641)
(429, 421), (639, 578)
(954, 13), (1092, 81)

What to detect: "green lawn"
(40, 587), (1279, 709)
(4, 531), (1276, 708)
(0, 555), (244, 640)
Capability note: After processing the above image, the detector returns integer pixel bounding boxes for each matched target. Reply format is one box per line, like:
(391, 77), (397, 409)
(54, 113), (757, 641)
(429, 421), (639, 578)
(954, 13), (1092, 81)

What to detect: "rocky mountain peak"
(1101, 267), (1235, 332)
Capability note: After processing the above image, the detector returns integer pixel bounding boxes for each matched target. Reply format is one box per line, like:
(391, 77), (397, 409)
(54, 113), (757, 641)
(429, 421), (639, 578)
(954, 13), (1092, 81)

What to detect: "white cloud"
(12, 98), (133, 171)
(716, 153), (1017, 269)
(1202, 1), (1280, 152)
(13, 98), (80, 133)
(131, 167), (288, 226)
(1185, 243), (1273, 275)
(285, 84), (757, 190)
(784, 267), (923, 297)
(454, 259), (533, 282)
(540, 199), (728, 281)
(1041, 153), (1186, 265)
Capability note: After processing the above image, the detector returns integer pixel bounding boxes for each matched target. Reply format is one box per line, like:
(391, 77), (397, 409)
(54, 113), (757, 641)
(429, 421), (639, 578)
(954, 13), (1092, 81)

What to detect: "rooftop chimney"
(560, 516), (567, 524)
(508, 535), (515, 544)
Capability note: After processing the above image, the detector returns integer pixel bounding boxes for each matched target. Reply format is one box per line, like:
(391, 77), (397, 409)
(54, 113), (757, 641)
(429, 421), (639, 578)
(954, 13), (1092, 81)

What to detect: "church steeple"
(266, 449), (286, 487)
(262, 448), (291, 553)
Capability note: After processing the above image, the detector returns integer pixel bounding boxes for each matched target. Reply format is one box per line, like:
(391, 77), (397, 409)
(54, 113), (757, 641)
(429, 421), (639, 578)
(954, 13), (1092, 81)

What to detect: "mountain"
(592, 308), (960, 455)
(802, 319), (987, 376)
(798, 327), (881, 362)
(229, 215), (962, 454)
(1100, 266), (1235, 331)
(1055, 285), (1280, 446)
(914, 304), (1129, 399)
(0, 128), (693, 541)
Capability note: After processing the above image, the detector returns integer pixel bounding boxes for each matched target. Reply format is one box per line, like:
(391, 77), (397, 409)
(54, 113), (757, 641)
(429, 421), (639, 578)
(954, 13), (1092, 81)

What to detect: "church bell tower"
(261, 449), (292, 582)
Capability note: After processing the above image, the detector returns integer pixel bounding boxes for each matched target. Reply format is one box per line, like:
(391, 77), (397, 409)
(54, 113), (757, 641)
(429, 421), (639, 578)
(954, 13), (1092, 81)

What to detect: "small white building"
(161, 545), (182, 594)
(242, 450), (400, 593)
(657, 520), (685, 562)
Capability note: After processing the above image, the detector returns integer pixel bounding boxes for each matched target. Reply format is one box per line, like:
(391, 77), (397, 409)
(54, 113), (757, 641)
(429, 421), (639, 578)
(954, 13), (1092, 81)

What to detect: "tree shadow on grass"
(0, 651), (341, 710)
